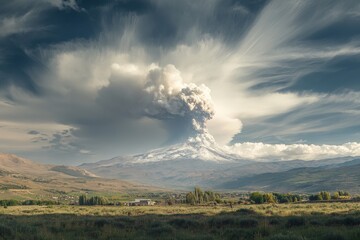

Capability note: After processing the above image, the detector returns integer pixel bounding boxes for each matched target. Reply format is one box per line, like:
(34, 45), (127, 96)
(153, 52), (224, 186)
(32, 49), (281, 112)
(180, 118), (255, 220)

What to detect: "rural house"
(127, 199), (155, 206)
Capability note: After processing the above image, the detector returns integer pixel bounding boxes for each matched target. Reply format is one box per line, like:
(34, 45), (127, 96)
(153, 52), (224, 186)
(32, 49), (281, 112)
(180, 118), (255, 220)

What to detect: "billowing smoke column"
(144, 64), (214, 137)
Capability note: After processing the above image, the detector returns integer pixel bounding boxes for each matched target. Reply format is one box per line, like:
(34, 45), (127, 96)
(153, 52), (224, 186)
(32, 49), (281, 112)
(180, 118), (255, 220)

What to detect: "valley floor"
(1, 203), (360, 239)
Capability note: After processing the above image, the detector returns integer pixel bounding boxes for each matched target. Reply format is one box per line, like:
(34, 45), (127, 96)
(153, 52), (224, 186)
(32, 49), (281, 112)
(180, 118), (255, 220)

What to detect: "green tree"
(320, 191), (331, 201)
(338, 191), (350, 197)
(309, 193), (322, 201)
(331, 192), (340, 200)
(264, 193), (276, 203)
(79, 195), (108, 205)
(194, 187), (204, 204)
(186, 192), (196, 205)
(186, 187), (220, 205)
(79, 195), (87, 205)
(250, 192), (264, 204)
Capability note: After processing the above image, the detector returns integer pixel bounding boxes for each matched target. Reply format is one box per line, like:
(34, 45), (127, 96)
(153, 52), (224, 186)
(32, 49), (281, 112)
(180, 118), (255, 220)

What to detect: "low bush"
(321, 232), (345, 240)
(168, 218), (200, 228)
(236, 208), (256, 215)
(208, 217), (236, 228)
(325, 217), (360, 226)
(285, 217), (306, 228)
(0, 224), (13, 238)
(147, 223), (174, 237)
(269, 218), (281, 225)
(94, 219), (109, 227)
(238, 219), (258, 228)
(268, 233), (307, 240)
(224, 229), (255, 240)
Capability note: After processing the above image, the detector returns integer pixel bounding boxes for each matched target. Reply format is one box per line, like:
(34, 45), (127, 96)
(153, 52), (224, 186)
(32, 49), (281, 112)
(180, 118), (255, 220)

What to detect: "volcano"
(80, 132), (251, 188)
(124, 132), (241, 164)
(80, 131), (360, 190)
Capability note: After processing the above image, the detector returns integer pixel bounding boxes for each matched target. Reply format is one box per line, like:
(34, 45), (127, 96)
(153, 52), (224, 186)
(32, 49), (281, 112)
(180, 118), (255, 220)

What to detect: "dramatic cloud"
(228, 142), (360, 161)
(0, 0), (81, 38)
(144, 64), (214, 135)
(0, 0), (359, 163)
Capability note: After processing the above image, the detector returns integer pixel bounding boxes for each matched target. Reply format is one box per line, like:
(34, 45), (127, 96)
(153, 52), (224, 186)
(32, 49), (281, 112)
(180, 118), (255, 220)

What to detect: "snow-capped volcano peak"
(131, 131), (240, 163)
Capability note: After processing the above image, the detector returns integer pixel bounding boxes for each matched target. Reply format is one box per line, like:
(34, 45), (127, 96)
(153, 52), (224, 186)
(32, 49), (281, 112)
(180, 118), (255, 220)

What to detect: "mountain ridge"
(219, 159), (360, 193)
(80, 136), (360, 190)
(0, 153), (163, 200)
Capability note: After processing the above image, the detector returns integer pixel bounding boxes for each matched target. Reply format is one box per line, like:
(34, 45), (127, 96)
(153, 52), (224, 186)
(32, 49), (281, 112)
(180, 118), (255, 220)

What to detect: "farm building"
(127, 199), (155, 206)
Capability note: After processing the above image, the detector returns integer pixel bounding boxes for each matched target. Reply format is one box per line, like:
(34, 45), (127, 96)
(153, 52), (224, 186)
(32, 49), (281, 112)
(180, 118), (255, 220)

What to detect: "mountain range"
(2, 133), (359, 195)
(80, 134), (360, 193)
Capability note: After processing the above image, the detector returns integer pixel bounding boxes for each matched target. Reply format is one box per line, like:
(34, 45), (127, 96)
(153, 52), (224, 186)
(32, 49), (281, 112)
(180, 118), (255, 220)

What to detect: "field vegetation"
(1, 202), (360, 239)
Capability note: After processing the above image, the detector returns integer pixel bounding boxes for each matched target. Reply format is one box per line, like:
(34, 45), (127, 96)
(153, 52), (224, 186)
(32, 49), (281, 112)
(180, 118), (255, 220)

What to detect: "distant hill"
(50, 165), (97, 178)
(0, 153), (162, 200)
(219, 159), (360, 193)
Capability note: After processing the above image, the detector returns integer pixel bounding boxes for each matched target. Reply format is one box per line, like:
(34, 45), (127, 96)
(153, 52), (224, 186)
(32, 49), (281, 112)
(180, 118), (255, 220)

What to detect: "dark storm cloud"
(0, 0), (266, 95)
(40, 129), (90, 155)
(0, 0), (95, 95)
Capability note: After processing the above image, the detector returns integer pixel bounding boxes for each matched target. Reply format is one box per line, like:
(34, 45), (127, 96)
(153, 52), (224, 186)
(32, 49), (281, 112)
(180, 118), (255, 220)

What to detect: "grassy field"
(1, 202), (360, 240)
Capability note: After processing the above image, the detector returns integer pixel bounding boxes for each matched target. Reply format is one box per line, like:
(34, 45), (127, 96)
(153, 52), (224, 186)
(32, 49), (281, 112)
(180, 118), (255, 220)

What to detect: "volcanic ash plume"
(144, 64), (214, 137)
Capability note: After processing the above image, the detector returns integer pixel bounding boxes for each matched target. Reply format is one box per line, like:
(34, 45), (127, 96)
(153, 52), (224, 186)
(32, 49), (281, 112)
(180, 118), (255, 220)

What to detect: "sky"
(0, 0), (359, 164)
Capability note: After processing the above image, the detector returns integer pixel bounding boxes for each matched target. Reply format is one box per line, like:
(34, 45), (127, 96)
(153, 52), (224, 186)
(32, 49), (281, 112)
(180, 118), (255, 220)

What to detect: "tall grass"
(0, 202), (359, 239)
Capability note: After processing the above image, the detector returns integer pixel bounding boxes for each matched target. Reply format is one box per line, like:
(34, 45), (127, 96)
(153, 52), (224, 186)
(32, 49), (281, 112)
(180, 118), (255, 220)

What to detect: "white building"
(128, 199), (155, 206)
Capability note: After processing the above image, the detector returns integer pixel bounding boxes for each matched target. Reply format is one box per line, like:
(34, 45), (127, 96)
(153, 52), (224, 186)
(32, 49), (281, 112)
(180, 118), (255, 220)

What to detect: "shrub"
(321, 232), (345, 240)
(168, 218), (199, 228)
(236, 208), (256, 215)
(285, 217), (306, 228)
(268, 233), (307, 240)
(344, 217), (360, 226)
(208, 217), (236, 228)
(325, 217), (344, 226)
(238, 219), (258, 228)
(0, 224), (13, 238)
(147, 224), (174, 237)
(223, 229), (241, 240)
(94, 219), (109, 227)
(269, 218), (281, 225)
(0, 199), (20, 206)
(325, 217), (360, 226)
(309, 219), (321, 226)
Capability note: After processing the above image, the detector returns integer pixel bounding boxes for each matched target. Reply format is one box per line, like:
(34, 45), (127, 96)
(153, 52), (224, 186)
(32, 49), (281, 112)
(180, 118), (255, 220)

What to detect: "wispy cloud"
(0, 10), (41, 38)
(0, 0), (81, 38)
(0, 0), (359, 162)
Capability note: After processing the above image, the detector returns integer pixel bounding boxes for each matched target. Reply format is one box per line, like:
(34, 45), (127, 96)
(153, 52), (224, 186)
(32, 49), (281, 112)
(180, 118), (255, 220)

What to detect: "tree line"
(309, 191), (351, 201)
(249, 192), (302, 204)
(250, 191), (352, 204)
(185, 187), (221, 205)
(78, 195), (109, 205)
(1, 199), (59, 207)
